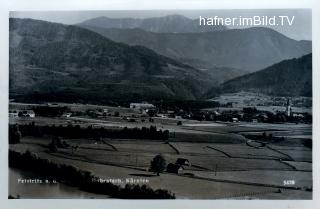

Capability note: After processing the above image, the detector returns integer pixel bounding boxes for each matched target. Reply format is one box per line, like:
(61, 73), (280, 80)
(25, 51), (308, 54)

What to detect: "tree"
(48, 139), (58, 152)
(163, 130), (169, 141)
(262, 132), (267, 138)
(150, 154), (166, 176)
(9, 124), (21, 144)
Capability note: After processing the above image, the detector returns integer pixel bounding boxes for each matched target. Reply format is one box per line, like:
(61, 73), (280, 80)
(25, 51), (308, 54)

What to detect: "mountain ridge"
(221, 53), (312, 97)
(78, 15), (227, 33)
(78, 24), (311, 72)
(9, 18), (214, 103)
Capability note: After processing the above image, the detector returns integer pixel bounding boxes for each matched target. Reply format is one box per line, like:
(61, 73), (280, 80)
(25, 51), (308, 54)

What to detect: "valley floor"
(9, 104), (312, 199)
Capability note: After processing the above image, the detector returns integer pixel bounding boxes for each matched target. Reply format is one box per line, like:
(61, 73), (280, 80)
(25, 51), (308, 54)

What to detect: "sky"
(10, 9), (311, 40)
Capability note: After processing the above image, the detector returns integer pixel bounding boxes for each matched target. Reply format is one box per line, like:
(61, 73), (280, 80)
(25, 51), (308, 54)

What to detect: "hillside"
(78, 25), (311, 72)
(79, 15), (227, 33)
(221, 54), (312, 97)
(9, 18), (214, 103)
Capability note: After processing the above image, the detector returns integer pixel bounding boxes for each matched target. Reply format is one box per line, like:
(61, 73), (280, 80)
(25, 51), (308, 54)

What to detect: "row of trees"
(154, 100), (220, 113)
(32, 106), (70, 117)
(9, 123), (170, 141)
(9, 150), (175, 199)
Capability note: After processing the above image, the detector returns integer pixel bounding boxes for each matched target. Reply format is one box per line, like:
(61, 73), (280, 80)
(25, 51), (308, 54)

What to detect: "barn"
(166, 163), (184, 174)
(175, 158), (190, 166)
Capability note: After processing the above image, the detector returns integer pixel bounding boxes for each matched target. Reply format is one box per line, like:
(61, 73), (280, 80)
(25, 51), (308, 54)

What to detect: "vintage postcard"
(7, 9), (313, 200)
(2, 1), (319, 208)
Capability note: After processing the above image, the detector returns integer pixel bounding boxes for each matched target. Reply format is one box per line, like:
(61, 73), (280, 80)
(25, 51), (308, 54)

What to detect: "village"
(9, 93), (312, 125)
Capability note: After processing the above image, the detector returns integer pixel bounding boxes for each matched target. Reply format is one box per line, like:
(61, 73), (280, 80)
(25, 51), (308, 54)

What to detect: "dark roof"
(175, 158), (189, 165)
(166, 163), (183, 173)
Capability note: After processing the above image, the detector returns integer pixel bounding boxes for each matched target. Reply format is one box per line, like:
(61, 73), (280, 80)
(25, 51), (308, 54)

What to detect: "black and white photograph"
(1, 0), (319, 208)
(7, 9), (313, 200)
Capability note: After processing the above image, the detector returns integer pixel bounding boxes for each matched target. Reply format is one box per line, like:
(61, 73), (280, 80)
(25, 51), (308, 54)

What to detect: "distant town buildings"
(62, 113), (72, 118)
(9, 110), (35, 118)
(232, 118), (239, 123)
(9, 110), (18, 118)
(130, 102), (156, 115)
(23, 110), (35, 118)
(130, 102), (155, 110)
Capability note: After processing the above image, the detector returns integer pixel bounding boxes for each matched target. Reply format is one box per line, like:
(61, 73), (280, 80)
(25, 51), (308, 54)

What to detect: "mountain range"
(79, 15), (227, 33)
(9, 18), (214, 103)
(9, 17), (313, 104)
(79, 18), (311, 72)
(221, 53), (312, 97)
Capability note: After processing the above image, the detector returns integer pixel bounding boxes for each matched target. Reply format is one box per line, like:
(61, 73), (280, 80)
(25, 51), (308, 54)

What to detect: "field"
(9, 103), (312, 199)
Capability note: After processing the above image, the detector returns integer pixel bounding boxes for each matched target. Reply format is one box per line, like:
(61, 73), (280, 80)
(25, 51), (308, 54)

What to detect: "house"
(156, 114), (168, 118)
(175, 158), (190, 166)
(166, 163), (184, 174)
(232, 117), (239, 123)
(252, 119), (258, 123)
(21, 110), (35, 118)
(9, 110), (18, 118)
(293, 113), (304, 118)
(47, 103), (59, 107)
(62, 113), (72, 118)
(213, 111), (221, 116)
